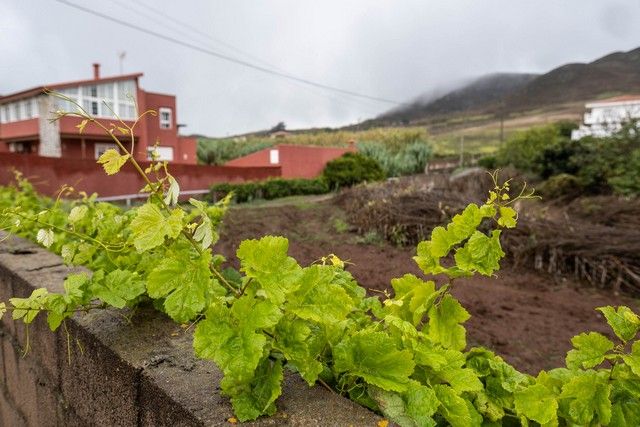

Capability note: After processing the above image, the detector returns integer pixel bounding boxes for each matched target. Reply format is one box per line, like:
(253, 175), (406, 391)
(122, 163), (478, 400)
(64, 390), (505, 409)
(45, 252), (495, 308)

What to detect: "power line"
(135, 0), (286, 73)
(53, 0), (407, 106)
(107, 0), (388, 113)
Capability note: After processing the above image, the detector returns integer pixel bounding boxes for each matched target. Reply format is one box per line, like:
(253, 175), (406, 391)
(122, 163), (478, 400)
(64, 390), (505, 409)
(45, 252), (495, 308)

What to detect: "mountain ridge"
(366, 46), (640, 128)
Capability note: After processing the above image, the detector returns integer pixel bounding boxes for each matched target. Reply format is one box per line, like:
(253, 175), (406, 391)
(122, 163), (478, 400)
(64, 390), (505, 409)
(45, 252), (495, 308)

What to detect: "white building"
(571, 95), (640, 140)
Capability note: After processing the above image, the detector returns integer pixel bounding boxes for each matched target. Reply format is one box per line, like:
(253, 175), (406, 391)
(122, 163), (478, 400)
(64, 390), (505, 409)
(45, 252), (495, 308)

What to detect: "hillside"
(369, 46), (640, 128)
(380, 73), (538, 123)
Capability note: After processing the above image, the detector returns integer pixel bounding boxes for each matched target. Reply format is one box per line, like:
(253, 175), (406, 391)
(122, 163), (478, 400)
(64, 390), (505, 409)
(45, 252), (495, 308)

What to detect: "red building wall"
(0, 119), (39, 141)
(0, 153), (281, 198)
(225, 144), (354, 179)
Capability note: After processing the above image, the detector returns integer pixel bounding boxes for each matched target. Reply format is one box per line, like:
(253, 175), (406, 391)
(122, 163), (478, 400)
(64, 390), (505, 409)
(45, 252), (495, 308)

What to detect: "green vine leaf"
(434, 384), (482, 427)
(385, 274), (442, 327)
(454, 230), (504, 276)
(68, 205), (89, 223)
(333, 330), (415, 392)
(565, 332), (614, 370)
(427, 295), (470, 351)
(189, 198), (218, 250)
(97, 149), (130, 175)
(164, 175), (180, 206)
(597, 306), (640, 342)
(91, 269), (145, 309)
(147, 251), (224, 323)
(622, 341), (640, 377)
(273, 317), (323, 385)
(129, 203), (184, 252)
(236, 236), (302, 304)
(286, 265), (354, 325)
(514, 383), (558, 425)
(559, 371), (612, 426)
(36, 228), (54, 248)
(497, 206), (517, 228)
(230, 358), (284, 422)
(10, 288), (49, 324)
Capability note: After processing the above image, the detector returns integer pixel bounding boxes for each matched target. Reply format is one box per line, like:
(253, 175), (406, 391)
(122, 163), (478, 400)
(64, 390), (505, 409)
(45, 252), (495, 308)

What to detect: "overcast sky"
(2, 1), (640, 136)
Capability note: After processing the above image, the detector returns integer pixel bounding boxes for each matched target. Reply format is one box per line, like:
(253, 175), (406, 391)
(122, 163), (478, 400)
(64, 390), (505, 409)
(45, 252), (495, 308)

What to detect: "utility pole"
(499, 100), (505, 145)
(459, 135), (464, 167)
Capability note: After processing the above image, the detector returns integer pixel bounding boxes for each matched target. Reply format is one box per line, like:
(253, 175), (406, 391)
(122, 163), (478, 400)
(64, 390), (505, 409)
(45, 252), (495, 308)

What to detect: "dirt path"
(215, 197), (638, 374)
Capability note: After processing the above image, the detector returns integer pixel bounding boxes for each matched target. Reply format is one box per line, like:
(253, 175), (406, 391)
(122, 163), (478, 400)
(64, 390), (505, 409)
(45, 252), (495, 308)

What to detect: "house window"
(0, 105), (6, 123)
(159, 107), (172, 129)
(269, 149), (279, 164)
(24, 100), (32, 118)
(13, 103), (21, 121)
(9, 142), (33, 154)
(94, 143), (119, 159)
(147, 146), (174, 161)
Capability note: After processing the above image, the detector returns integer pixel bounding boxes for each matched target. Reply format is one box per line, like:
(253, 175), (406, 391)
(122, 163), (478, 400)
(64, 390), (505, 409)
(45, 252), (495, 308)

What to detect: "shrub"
(609, 148), (640, 196)
(537, 173), (584, 199)
(357, 141), (432, 177)
(322, 152), (385, 190)
(495, 124), (562, 174)
(210, 178), (329, 203)
(477, 155), (497, 169)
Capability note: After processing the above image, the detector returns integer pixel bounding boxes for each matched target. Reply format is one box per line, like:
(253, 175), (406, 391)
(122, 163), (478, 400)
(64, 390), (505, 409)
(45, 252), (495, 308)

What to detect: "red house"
(0, 64), (197, 164)
(225, 143), (355, 179)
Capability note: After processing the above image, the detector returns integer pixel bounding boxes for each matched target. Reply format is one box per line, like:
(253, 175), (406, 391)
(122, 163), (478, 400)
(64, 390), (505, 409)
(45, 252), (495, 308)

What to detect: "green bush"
(357, 141), (432, 177)
(537, 173), (584, 199)
(322, 152), (386, 190)
(210, 178), (329, 203)
(496, 124), (563, 174)
(477, 155), (497, 169)
(609, 148), (640, 196)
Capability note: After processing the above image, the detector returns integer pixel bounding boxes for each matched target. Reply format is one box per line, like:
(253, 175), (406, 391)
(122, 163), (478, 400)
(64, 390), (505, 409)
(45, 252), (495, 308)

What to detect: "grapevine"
(0, 97), (638, 426)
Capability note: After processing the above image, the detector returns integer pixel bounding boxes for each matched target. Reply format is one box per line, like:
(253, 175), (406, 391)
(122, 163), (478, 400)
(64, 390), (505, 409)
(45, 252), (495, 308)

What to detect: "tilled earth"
(215, 196), (638, 374)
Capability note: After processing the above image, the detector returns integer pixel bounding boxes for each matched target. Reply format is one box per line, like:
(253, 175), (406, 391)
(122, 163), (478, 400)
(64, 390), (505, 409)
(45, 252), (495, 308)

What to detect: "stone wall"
(0, 235), (381, 426)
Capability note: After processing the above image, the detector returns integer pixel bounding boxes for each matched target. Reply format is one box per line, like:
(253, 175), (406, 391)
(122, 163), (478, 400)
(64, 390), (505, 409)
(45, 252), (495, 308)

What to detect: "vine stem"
(317, 378), (337, 395)
(71, 110), (239, 296)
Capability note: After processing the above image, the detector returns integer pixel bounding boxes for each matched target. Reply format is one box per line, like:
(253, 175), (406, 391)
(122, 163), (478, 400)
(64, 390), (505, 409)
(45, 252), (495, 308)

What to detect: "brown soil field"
(214, 196), (638, 375)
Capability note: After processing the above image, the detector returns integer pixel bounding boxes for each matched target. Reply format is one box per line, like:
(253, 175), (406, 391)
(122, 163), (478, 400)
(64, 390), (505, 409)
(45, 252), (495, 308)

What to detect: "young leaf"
(129, 203), (184, 252)
(427, 295), (470, 351)
(497, 206), (517, 228)
(565, 332), (614, 369)
(164, 175), (180, 206)
(97, 149), (130, 175)
(68, 205), (89, 223)
(386, 274), (441, 327)
(597, 306), (640, 342)
(236, 236), (302, 304)
(75, 119), (89, 133)
(286, 265), (354, 325)
(10, 288), (49, 324)
(91, 269), (145, 309)
(36, 228), (54, 248)
(454, 230), (504, 276)
(0, 302), (6, 320)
